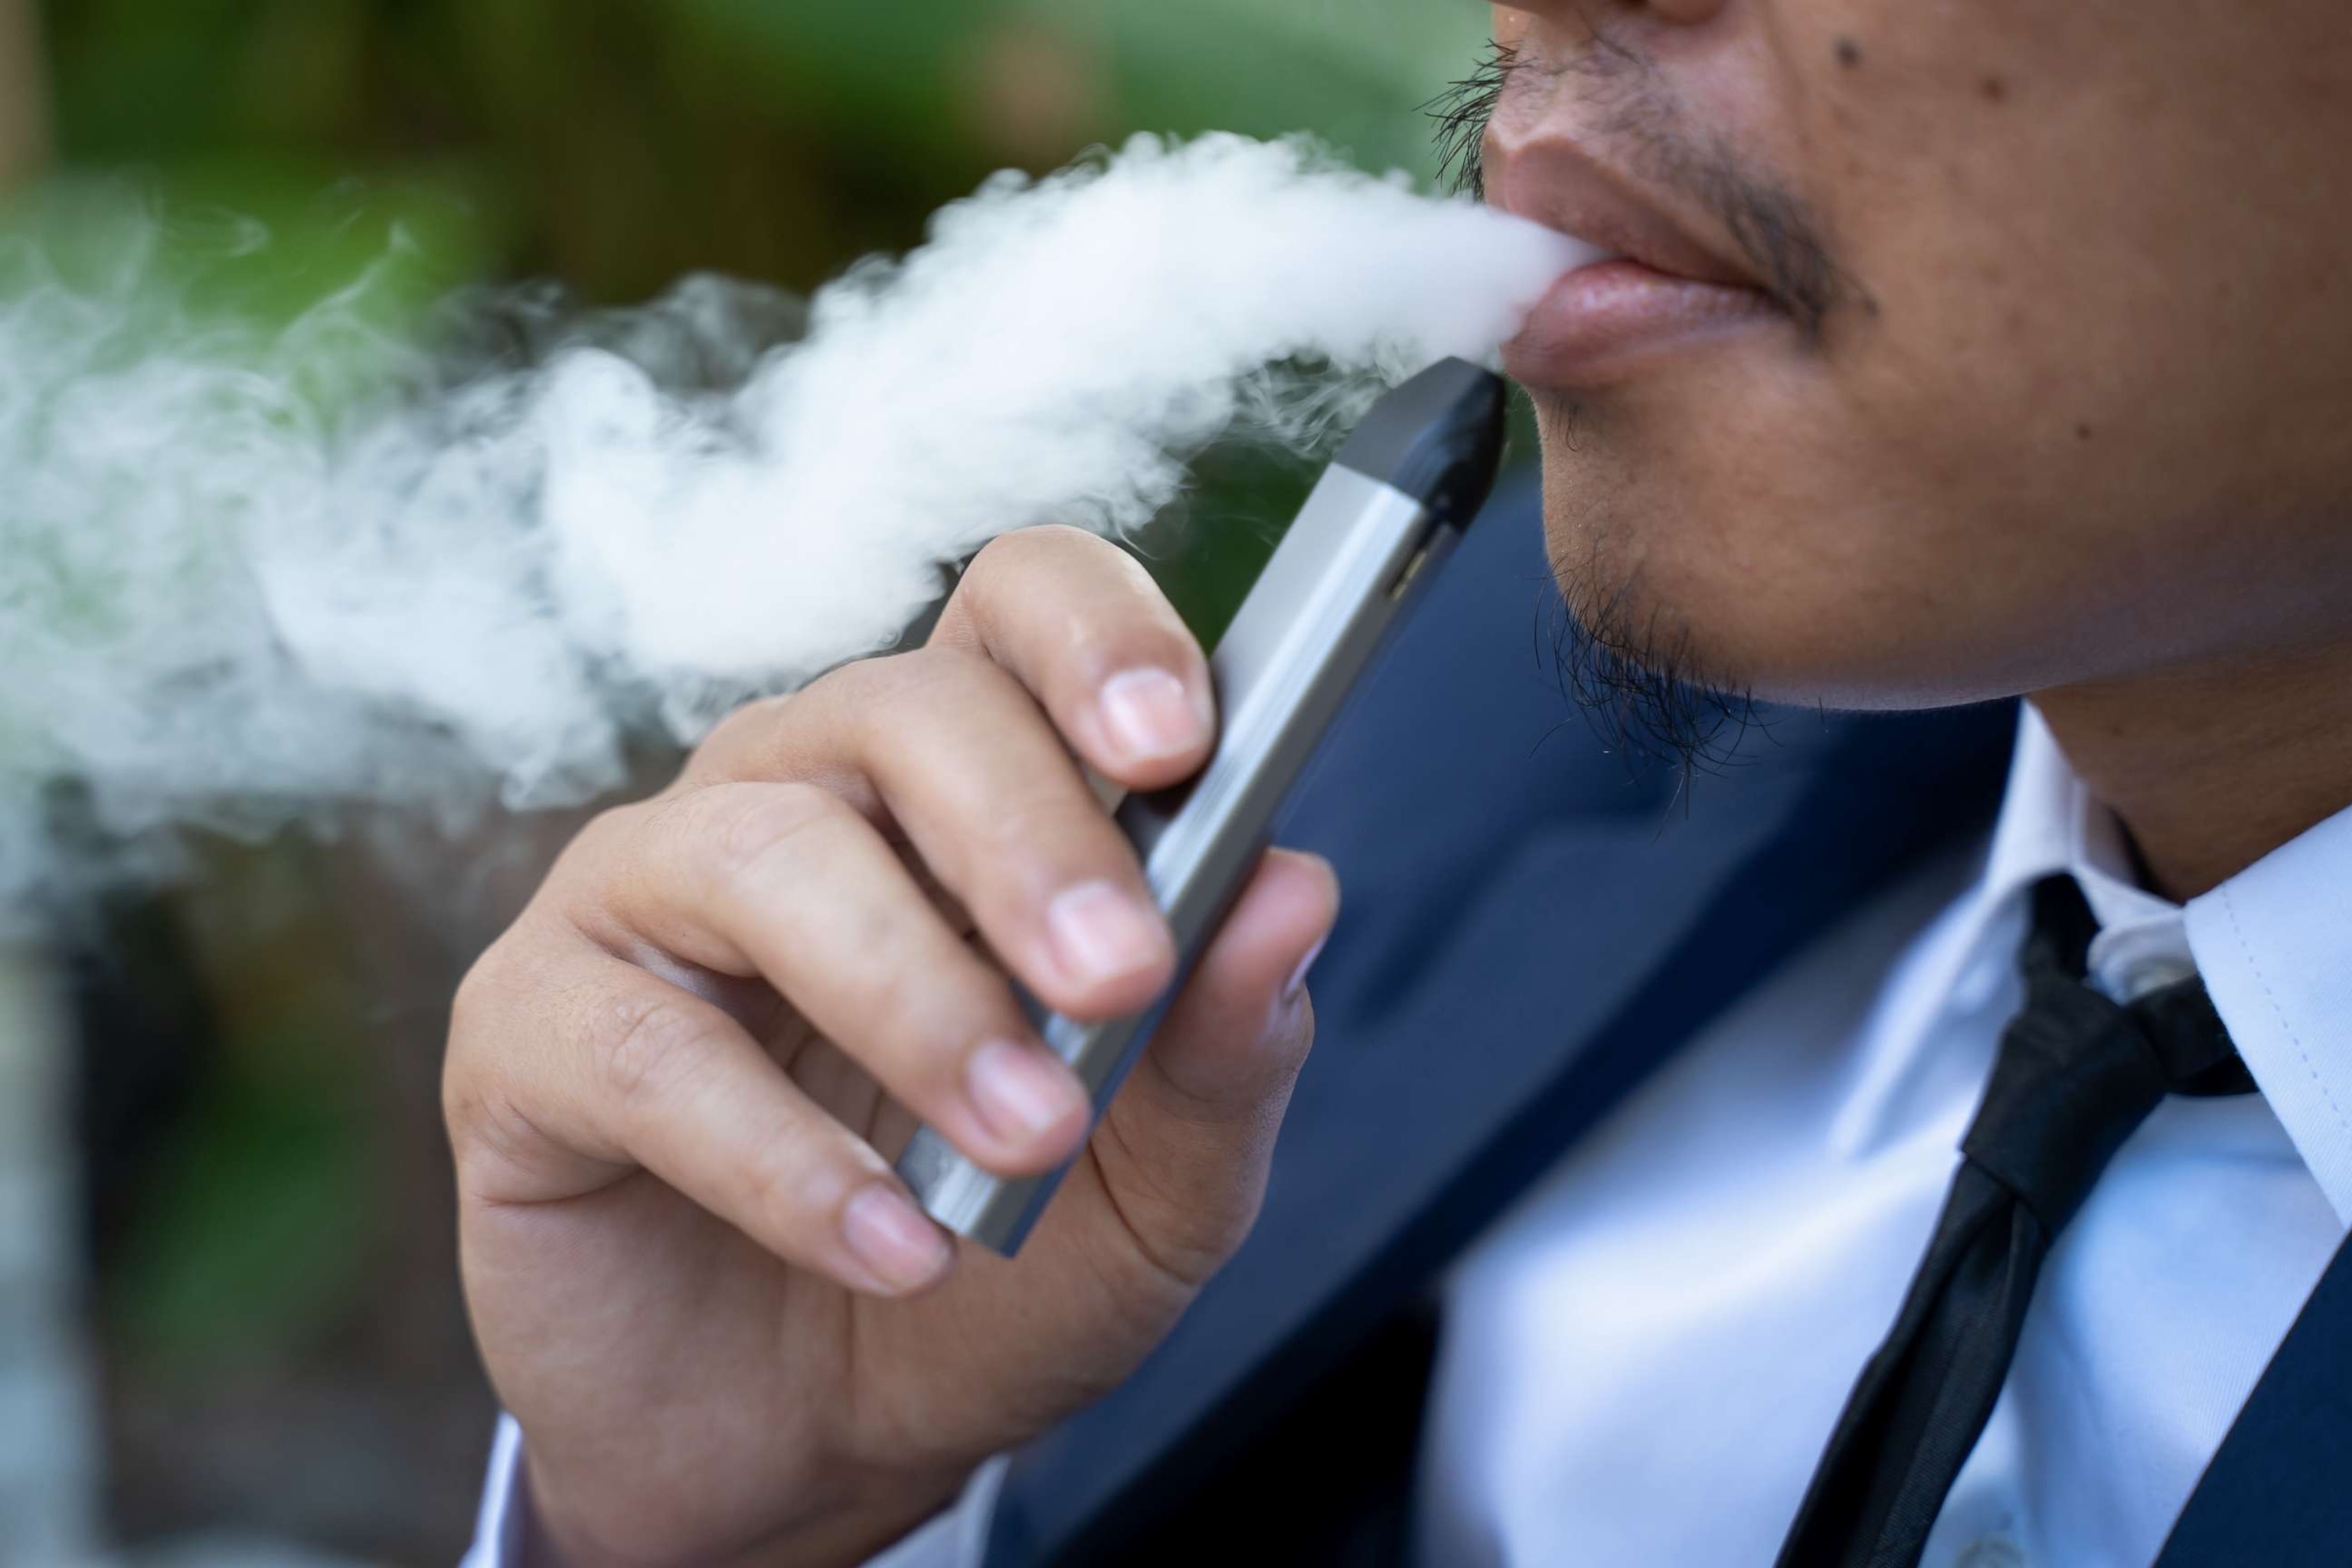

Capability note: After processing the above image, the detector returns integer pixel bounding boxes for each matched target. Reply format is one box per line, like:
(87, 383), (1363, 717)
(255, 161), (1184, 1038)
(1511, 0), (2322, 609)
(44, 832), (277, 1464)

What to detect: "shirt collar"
(1987, 705), (2352, 1225)
(2185, 803), (2352, 1225)
(1981, 707), (2190, 996)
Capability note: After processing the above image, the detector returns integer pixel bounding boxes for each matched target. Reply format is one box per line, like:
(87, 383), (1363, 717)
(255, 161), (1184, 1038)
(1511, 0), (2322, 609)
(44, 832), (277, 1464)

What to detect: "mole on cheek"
(2076, 423), (2095, 442)
(1834, 36), (1864, 69)
(1980, 75), (2011, 103)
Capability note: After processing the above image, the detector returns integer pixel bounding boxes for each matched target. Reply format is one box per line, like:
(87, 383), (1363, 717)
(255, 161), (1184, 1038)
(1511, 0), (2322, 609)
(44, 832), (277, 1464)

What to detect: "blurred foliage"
(24, 2), (1496, 1557)
(95, 841), (371, 1384)
(42, 0), (1482, 299)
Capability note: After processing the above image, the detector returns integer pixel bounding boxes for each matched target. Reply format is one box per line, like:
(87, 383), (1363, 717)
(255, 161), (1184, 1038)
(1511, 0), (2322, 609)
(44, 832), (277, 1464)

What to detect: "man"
(446, 2), (2352, 1563)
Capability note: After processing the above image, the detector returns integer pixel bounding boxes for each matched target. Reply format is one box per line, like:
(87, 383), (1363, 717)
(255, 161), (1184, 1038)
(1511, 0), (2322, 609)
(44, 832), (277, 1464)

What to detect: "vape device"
(897, 357), (1508, 1256)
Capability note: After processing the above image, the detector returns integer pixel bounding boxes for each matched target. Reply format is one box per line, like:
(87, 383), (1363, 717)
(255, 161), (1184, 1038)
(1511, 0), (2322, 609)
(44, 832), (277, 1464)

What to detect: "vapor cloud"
(0, 133), (1585, 901)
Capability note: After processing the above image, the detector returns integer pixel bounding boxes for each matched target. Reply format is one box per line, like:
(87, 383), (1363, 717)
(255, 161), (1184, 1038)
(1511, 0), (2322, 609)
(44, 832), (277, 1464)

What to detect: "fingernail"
(1099, 668), (1205, 764)
(1047, 881), (1169, 988)
(843, 1186), (953, 1292)
(968, 1038), (1086, 1144)
(1284, 938), (1329, 1004)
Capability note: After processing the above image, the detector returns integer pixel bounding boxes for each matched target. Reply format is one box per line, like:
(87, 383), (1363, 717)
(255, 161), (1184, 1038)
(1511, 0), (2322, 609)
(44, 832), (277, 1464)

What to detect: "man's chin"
(1540, 563), (1761, 774)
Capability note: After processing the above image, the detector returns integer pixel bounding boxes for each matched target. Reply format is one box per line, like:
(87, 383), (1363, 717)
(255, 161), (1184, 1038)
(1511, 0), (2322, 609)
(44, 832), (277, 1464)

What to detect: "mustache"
(1429, 39), (1520, 204)
(1426, 35), (1865, 339)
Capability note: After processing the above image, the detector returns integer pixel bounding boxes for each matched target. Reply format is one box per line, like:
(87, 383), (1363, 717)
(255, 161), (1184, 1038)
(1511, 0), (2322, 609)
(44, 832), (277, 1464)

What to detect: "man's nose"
(1493, 0), (1732, 30)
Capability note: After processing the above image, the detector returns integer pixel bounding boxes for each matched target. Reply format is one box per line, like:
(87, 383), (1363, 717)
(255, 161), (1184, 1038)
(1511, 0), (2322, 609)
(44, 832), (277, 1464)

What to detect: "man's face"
(1485, 1), (2352, 710)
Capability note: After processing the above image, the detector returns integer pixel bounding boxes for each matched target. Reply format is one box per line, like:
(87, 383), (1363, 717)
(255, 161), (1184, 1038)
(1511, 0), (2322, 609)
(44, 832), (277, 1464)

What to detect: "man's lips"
(1489, 137), (1785, 387)
(1506, 260), (1780, 388)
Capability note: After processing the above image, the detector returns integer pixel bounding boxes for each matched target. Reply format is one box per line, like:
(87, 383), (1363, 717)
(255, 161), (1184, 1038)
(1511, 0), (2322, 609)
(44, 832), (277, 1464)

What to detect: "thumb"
(1080, 847), (1339, 1286)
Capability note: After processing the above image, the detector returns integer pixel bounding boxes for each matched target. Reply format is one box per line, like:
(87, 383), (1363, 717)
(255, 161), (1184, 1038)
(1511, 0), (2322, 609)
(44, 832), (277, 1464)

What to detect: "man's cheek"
(1530, 375), (1904, 679)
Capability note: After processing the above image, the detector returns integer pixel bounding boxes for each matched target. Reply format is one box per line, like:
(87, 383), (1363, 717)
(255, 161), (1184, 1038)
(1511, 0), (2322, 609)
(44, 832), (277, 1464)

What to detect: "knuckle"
(686, 693), (799, 781)
(597, 991), (720, 1112)
(548, 802), (639, 883)
(700, 782), (841, 899)
(447, 943), (504, 1048)
(578, 799), (639, 846)
(1170, 1174), (1265, 1276)
(1089, 1115), (1253, 1290)
(443, 942), (574, 1196)
(871, 644), (982, 705)
(812, 649), (903, 708)
(829, 648), (990, 738)
(965, 523), (1075, 585)
(450, 1088), (556, 1200)
(980, 787), (1100, 862)
(444, 941), (521, 1120)
(724, 1136), (835, 1248)
(1004, 521), (1122, 570)
(867, 975), (994, 1089)
(964, 525), (1129, 626)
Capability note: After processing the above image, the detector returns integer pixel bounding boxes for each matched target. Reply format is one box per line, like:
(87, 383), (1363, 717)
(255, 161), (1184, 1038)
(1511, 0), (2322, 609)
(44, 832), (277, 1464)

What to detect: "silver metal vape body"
(897, 358), (1508, 1256)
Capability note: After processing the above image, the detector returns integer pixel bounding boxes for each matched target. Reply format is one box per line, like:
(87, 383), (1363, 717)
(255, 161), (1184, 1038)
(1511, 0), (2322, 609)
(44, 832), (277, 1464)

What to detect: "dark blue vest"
(985, 472), (2352, 1567)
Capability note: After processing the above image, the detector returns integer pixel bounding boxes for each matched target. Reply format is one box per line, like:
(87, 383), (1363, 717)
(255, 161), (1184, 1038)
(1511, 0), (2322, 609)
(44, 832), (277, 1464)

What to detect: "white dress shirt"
(1419, 707), (2352, 1567)
(469, 708), (2352, 1567)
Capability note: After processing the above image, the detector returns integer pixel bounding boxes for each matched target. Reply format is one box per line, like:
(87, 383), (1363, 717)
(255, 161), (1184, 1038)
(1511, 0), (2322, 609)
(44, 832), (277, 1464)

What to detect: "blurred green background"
(0, 2), (1491, 1563)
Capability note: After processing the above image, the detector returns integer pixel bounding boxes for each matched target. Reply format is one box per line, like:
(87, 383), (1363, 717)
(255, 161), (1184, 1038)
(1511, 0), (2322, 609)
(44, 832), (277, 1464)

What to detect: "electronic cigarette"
(896, 357), (1508, 1256)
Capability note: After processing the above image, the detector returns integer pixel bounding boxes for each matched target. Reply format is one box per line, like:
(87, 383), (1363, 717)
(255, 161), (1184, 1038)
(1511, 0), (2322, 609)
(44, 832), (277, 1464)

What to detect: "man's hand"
(444, 525), (1338, 1567)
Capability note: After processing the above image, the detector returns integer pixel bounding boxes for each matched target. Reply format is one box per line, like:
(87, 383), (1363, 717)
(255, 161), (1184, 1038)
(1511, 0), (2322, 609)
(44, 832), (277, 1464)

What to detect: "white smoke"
(0, 133), (1584, 901)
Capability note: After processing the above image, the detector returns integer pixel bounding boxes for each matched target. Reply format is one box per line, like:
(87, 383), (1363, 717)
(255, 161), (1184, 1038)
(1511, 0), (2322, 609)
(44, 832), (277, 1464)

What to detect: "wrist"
(521, 1450), (972, 1568)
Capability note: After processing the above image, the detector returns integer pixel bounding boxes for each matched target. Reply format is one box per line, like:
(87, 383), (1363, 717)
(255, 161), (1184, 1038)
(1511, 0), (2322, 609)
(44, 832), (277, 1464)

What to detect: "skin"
(1486, 0), (2352, 897)
(446, 2), (2352, 1562)
(450, 527), (1336, 1566)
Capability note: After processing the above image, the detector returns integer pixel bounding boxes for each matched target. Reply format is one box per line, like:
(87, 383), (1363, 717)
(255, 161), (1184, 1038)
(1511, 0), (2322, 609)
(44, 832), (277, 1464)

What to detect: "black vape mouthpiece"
(1334, 357), (1508, 528)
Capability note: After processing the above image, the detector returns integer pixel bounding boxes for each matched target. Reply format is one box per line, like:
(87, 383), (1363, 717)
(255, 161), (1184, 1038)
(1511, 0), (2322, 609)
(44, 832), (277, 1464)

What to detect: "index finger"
(930, 525), (1217, 792)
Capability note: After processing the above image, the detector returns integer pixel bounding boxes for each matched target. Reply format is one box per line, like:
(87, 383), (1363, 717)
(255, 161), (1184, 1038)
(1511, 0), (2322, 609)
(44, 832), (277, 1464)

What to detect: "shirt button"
(1954, 1539), (2027, 1568)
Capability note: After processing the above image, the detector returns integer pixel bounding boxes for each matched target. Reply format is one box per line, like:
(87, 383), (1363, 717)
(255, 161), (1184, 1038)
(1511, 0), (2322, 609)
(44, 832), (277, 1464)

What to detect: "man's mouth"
(1488, 136), (1788, 388)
